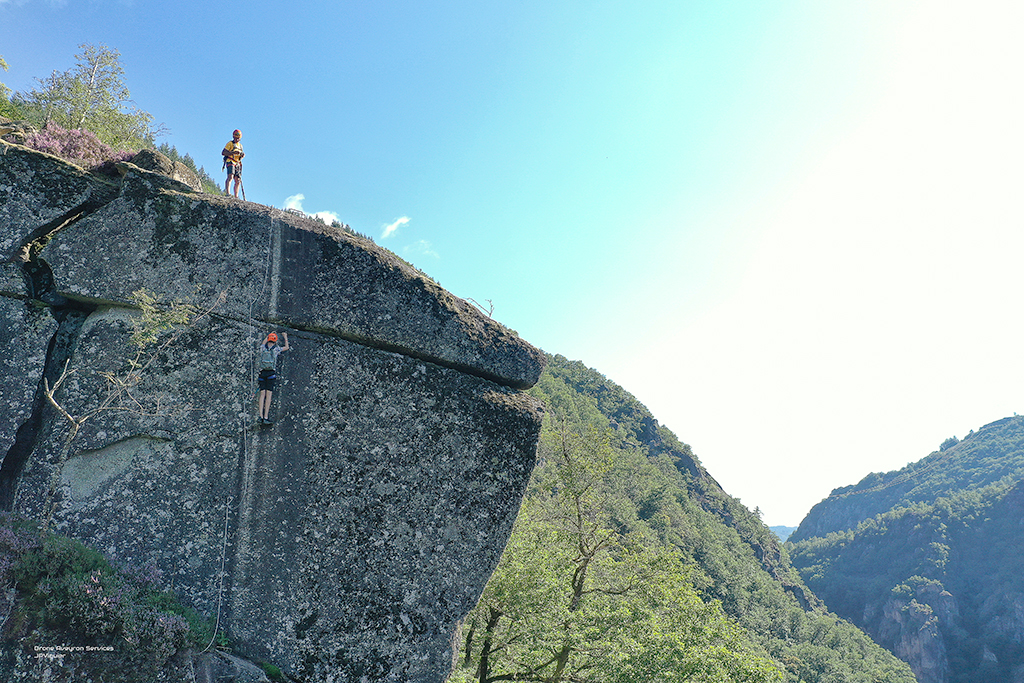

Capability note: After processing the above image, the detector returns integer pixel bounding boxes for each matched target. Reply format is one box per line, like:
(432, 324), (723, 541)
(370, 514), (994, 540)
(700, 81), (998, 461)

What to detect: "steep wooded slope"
(452, 355), (915, 683)
(789, 416), (1024, 683)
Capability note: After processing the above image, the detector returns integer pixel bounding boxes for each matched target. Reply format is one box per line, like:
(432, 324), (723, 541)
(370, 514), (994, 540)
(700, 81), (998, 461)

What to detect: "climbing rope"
(247, 212), (277, 403)
(201, 491), (233, 653)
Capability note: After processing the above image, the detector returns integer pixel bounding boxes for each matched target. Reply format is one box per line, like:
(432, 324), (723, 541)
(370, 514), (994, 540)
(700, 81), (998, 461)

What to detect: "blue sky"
(4, 1), (1023, 525)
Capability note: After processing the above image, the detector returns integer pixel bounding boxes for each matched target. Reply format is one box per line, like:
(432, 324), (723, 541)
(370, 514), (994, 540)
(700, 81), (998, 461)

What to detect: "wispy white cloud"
(312, 210), (340, 224)
(381, 216), (410, 239)
(403, 240), (439, 259)
(283, 194), (341, 225)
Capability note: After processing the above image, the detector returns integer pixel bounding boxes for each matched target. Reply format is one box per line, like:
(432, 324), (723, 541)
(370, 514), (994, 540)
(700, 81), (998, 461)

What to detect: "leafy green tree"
(1, 54), (10, 100)
(453, 420), (782, 683)
(456, 354), (916, 683)
(0, 54), (18, 119)
(18, 43), (156, 149)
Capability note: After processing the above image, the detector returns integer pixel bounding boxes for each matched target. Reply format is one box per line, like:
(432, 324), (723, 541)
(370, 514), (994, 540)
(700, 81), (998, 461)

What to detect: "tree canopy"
(452, 421), (783, 683)
(0, 55), (14, 118)
(13, 43), (157, 149)
(2, 46), (222, 190)
(0, 54), (9, 97)
(451, 355), (916, 683)
(788, 416), (1024, 683)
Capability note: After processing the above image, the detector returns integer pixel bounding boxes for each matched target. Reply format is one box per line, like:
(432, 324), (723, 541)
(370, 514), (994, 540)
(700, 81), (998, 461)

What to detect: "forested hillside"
(791, 416), (1024, 543)
(788, 416), (1024, 683)
(450, 355), (915, 683)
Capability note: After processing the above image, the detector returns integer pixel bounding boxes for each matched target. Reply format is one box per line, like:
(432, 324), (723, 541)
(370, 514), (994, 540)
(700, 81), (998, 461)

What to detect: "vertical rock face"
(876, 596), (950, 683)
(0, 141), (546, 682)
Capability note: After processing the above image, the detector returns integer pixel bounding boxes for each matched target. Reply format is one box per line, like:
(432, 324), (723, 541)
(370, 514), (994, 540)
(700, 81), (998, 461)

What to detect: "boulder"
(129, 148), (204, 192)
(0, 118), (36, 144)
(42, 167), (545, 388)
(0, 142), (546, 682)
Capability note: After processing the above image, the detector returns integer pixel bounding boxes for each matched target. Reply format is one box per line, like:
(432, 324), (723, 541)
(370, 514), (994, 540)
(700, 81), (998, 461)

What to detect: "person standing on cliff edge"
(257, 331), (289, 424)
(222, 129), (244, 197)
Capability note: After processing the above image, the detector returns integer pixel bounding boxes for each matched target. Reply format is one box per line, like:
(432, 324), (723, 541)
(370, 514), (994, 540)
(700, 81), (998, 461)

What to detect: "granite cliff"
(0, 140), (546, 681)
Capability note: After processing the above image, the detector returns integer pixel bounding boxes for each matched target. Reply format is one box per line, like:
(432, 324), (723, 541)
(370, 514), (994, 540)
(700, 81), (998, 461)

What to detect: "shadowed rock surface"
(0, 140), (545, 682)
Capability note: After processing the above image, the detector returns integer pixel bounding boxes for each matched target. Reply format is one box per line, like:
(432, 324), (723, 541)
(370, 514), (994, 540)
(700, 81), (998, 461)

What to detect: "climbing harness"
(222, 131), (245, 200)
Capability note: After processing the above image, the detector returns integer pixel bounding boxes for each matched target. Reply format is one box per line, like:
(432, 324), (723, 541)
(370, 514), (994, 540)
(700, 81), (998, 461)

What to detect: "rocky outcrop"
(0, 139), (546, 682)
(125, 148), (203, 192)
(789, 427), (1024, 683)
(876, 596), (949, 683)
(0, 118), (35, 144)
(864, 582), (964, 683)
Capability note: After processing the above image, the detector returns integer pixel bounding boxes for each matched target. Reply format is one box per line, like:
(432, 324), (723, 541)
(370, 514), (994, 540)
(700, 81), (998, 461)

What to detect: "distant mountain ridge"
(788, 415), (1024, 683)
(790, 416), (1024, 543)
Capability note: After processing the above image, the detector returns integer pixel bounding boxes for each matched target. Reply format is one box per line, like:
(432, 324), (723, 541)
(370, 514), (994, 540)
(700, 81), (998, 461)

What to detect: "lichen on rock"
(0, 141), (546, 682)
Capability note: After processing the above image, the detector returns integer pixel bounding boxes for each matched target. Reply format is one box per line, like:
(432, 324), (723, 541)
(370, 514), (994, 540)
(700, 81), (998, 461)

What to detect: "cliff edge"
(0, 141), (546, 682)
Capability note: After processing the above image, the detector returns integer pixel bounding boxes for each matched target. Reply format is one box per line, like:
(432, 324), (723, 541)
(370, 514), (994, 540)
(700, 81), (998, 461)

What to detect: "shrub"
(260, 661), (288, 682)
(22, 121), (134, 170)
(0, 514), (222, 670)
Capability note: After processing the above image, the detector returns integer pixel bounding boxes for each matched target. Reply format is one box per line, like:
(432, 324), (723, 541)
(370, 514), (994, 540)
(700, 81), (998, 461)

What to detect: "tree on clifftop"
(0, 55), (14, 117)
(16, 43), (157, 149)
(0, 55), (9, 98)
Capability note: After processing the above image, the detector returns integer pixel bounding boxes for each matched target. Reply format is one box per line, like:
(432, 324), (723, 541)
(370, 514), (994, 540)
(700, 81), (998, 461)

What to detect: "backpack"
(260, 344), (277, 370)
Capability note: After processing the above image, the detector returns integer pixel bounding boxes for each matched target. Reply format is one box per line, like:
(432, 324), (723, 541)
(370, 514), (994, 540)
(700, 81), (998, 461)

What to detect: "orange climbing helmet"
(266, 333), (278, 343)
(233, 129), (242, 137)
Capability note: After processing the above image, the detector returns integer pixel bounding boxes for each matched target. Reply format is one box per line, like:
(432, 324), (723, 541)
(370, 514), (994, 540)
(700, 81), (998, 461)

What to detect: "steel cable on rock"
(202, 211), (277, 653)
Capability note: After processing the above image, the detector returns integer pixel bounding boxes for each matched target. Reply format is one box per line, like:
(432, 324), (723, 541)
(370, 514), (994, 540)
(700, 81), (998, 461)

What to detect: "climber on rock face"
(257, 331), (289, 424)
(222, 129), (244, 197)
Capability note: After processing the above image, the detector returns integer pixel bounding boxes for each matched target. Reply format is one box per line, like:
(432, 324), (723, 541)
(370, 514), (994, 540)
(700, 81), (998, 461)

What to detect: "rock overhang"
(0, 141), (548, 681)
(14, 156), (546, 390)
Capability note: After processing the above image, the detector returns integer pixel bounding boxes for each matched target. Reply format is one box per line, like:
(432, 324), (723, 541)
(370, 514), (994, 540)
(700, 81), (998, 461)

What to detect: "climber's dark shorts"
(258, 368), (276, 392)
(226, 162), (241, 179)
